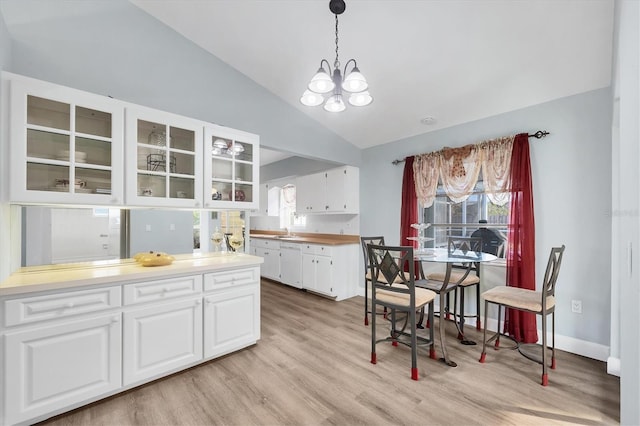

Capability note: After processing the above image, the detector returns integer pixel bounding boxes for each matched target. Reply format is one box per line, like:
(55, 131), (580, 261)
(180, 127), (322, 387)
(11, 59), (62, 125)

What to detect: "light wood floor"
(40, 279), (620, 425)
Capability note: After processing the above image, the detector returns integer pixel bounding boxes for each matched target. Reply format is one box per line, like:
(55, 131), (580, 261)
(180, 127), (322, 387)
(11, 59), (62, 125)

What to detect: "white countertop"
(0, 252), (264, 296)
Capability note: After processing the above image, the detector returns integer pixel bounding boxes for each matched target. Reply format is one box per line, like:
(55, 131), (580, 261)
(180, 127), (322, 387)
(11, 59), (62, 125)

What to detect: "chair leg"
(391, 309), (398, 346)
(479, 300), (489, 363)
(495, 305), (502, 348)
(428, 301), (436, 359)
(364, 279), (369, 326)
(541, 311), (548, 386)
(551, 311), (556, 369)
(370, 298), (377, 364)
(410, 307), (418, 380)
(445, 292), (451, 320)
(475, 283), (481, 330)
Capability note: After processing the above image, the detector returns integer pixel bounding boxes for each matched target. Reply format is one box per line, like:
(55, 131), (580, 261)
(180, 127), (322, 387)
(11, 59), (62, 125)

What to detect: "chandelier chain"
(334, 13), (340, 69)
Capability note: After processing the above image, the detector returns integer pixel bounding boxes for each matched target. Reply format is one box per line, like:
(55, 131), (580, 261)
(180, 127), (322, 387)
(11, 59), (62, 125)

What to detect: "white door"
(123, 298), (203, 386)
(204, 286), (260, 358)
(301, 253), (317, 291)
(4, 314), (122, 425)
(314, 255), (335, 296)
(325, 167), (345, 212)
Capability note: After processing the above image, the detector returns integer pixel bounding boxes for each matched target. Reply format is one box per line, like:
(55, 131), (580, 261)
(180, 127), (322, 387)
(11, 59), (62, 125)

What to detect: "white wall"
(361, 87), (613, 358)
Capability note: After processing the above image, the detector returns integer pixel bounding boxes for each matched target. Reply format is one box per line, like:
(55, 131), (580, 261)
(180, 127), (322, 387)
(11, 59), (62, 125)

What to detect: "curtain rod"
(391, 130), (550, 165)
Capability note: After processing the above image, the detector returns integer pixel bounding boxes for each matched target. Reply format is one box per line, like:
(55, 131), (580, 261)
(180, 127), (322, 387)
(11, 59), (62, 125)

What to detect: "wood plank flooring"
(40, 279), (620, 425)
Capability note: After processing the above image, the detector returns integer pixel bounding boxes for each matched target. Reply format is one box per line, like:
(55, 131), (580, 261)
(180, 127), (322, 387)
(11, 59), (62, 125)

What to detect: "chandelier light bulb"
(324, 94), (346, 112)
(213, 139), (228, 149)
(343, 67), (368, 93)
(232, 142), (245, 153)
(300, 89), (324, 106)
(308, 69), (335, 94)
(348, 90), (373, 107)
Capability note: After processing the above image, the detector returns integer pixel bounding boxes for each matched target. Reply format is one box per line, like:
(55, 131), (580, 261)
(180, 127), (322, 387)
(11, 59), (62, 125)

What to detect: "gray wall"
(361, 87), (613, 349)
(0, 0), (361, 167)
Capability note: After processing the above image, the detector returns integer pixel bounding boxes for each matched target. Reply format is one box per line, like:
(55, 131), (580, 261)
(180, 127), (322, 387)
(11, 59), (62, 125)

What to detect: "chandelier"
(300, 0), (372, 112)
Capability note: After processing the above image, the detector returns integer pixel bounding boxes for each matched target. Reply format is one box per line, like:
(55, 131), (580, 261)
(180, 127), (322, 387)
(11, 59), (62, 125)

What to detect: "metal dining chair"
(361, 236), (398, 325)
(367, 243), (437, 380)
(479, 245), (565, 386)
(422, 236), (482, 344)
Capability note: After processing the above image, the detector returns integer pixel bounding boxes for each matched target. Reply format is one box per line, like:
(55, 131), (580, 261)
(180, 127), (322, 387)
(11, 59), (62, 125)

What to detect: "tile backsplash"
(250, 214), (359, 236)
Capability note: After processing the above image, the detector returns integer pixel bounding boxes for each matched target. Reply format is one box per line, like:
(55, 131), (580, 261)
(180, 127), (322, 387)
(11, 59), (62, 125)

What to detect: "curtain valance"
(413, 136), (514, 207)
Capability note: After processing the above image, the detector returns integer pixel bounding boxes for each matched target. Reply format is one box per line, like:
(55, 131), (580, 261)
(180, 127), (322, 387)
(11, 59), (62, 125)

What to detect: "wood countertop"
(250, 231), (359, 245)
(0, 253), (264, 297)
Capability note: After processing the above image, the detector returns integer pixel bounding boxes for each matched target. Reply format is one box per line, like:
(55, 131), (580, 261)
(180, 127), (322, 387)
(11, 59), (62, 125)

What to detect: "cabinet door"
(204, 285), (260, 358)
(314, 255), (335, 296)
(123, 298), (203, 386)
(203, 124), (259, 210)
(8, 75), (124, 205)
(261, 248), (280, 281)
(125, 105), (203, 208)
(301, 253), (317, 291)
(4, 314), (122, 425)
(296, 172), (326, 213)
(325, 168), (345, 212)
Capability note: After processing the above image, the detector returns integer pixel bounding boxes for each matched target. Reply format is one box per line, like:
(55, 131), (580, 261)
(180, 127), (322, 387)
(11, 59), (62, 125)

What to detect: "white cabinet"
(253, 238), (281, 281)
(4, 314), (122, 425)
(203, 124), (259, 210)
(296, 166), (359, 214)
(301, 243), (359, 301)
(123, 297), (203, 386)
(6, 72), (124, 206)
(203, 267), (260, 358)
(125, 105), (204, 208)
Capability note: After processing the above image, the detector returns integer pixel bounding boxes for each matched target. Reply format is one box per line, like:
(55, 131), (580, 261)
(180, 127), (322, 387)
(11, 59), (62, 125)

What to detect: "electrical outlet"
(571, 299), (582, 314)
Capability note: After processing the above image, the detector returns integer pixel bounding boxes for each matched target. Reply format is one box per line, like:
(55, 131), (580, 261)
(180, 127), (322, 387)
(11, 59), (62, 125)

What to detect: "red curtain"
(400, 156), (419, 273)
(505, 133), (538, 343)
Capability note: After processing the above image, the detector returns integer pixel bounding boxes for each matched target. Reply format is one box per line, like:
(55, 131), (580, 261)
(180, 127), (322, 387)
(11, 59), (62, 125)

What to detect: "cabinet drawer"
(252, 238), (280, 250)
(124, 275), (202, 305)
(204, 267), (259, 292)
(4, 286), (121, 327)
(301, 244), (333, 256)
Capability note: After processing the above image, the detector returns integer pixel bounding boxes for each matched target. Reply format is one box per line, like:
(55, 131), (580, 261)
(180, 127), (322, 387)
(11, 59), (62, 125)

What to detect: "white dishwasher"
(280, 242), (302, 289)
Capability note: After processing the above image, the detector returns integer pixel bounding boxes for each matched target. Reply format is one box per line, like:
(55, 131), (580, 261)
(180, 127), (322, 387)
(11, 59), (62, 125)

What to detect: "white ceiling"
(131, 0), (613, 150)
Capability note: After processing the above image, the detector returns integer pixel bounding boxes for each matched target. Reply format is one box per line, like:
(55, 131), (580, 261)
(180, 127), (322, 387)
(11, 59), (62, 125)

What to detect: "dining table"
(414, 247), (498, 367)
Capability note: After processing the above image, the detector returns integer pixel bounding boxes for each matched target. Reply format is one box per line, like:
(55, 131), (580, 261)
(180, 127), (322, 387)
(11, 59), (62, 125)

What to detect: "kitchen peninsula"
(0, 252), (263, 425)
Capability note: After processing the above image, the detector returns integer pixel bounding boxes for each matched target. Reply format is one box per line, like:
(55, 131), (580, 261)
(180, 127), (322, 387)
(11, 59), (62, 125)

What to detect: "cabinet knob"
(206, 299), (213, 304)
(195, 201), (201, 207)
(111, 198), (118, 204)
(111, 316), (120, 323)
(195, 299), (202, 305)
(66, 302), (74, 309)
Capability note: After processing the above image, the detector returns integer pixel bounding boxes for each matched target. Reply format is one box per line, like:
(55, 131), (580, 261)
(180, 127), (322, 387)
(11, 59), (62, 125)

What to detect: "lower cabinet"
(302, 252), (333, 296)
(4, 314), (122, 425)
(204, 285), (260, 358)
(301, 243), (359, 301)
(123, 297), (203, 386)
(1, 265), (261, 426)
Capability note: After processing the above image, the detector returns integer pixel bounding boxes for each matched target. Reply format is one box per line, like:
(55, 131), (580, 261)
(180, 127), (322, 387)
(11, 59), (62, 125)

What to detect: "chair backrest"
(361, 236), (386, 271)
(367, 243), (415, 298)
(542, 245), (566, 300)
(447, 236), (483, 277)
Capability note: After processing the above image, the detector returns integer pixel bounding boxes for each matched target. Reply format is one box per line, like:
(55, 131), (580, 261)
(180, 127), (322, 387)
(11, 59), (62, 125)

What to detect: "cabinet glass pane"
(235, 162), (253, 183)
(169, 176), (195, 199)
(210, 136), (232, 158)
(172, 152), (194, 176)
(211, 181), (232, 201)
(27, 95), (70, 131)
(76, 167), (111, 194)
(235, 141), (253, 163)
(170, 127), (195, 152)
(27, 163), (69, 191)
(76, 137), (111, 167)
(138, 120), (166, 147)
(27, 130), (69, 160)
(76, 106), (112, 138)
(234, 183), (253, 203)
(211, 158), (232, 180)
(137, 173), (166, 198)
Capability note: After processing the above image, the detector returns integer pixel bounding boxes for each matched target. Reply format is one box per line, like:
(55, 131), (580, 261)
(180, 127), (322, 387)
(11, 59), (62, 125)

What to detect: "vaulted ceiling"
(130, 0), (614, 152)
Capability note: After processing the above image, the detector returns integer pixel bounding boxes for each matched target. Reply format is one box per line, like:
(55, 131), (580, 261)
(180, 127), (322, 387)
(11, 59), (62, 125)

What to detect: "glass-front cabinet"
(203, 125), (259, 210)
(125, 106), (203, 208)
(8, 75), (124, 205)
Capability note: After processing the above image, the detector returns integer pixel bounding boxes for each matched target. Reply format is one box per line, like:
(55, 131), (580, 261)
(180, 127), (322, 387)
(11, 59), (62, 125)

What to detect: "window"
(420, 179), (509, 253)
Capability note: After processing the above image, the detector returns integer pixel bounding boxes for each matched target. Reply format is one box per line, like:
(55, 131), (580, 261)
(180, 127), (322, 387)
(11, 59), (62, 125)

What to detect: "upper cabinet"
(3, 72), (260, 210)
(297, 166), (359, 214)
(8, 74), (124, 205)
(125, 105), (203, 208)
(203, 125), (259, 210)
